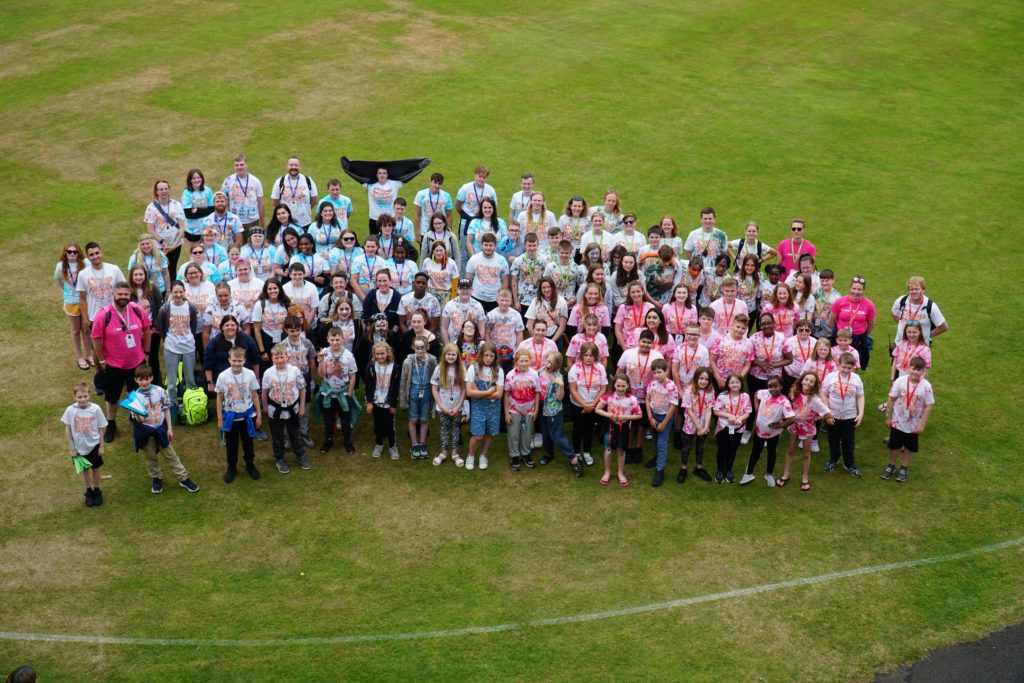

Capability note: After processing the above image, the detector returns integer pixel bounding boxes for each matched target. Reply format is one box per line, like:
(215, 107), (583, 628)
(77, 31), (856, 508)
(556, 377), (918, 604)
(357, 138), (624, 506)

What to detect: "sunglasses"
(66, 249), (79, 254)
(342, 237), (355, 242)
(623, 219), (636, 224)
(191, 250), (204, 255)
(852, 277), (865, 284)
(791, 227), (804, 232)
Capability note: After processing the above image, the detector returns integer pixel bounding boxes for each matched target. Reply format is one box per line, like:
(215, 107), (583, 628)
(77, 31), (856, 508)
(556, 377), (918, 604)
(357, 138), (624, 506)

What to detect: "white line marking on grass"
(3, 535), (1022, 647)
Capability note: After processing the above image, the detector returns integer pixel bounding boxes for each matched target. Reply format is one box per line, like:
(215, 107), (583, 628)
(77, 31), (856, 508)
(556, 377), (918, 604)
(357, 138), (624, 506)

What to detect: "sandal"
(800, 481), (811, 491)
(77, 358), (90, 370)
(87, 357), (97, 367)
(432, 453), (446, 466)
(776, 476), (790, 488)
(600, 474), (610, 486)
(618, 476), (629, 487)
(453, 454), (465, 468)
(876, 403), (887, 413)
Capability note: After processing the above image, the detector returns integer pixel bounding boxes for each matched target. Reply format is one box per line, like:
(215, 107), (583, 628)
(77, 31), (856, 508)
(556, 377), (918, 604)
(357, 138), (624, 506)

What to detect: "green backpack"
(181, 387), (208, 426)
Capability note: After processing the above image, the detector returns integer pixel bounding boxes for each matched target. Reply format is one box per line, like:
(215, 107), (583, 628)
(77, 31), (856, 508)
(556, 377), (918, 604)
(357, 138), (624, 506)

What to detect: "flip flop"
(600, 475), (610, 486)
(800, 481), (811, 491)
(618, 476), (629, 487)
(77, 358), (90, 370)
(776, 476), (790, 488)
(876, 403), (887, 413)
(87, 357), (97, 367)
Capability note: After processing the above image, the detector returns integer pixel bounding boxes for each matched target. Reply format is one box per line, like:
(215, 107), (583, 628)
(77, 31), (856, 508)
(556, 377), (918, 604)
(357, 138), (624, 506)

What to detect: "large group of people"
(57, 156), (949, 507)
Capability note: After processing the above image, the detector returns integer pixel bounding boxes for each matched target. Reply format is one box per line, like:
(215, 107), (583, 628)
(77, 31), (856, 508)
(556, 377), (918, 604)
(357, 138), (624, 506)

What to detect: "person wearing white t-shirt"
(144, 179), (187, 277)
(77, 242), (126, 328)
(282, 264), (319, 329)
(516, 192), (558, 248)
(363, 166), (403, 235)
(221, 154), (265, 231)
(455, 166), (497, 270)
(465, 233), (510, 312)
(271, 157), (318, 229)
(413, 172), (454, 239)
(579, 212), (622, 262)
(508, 172), (535, 225)
(200, 192), (244, 252)
(890, 275), (949, 345)
(684, 207), (729, 271)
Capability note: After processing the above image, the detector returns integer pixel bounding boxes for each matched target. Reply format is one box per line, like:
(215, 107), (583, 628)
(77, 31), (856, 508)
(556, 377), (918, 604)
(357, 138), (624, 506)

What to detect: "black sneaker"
(824, 460), (837, 472)
(93, 488), (103, 506)
(694, 468), (712, 482)
(151, 478), (163, 494)
(297, 455), (311, 470)
(842, 464), (862, 478)
(245, 463), (261, 480)
(276, 459), (291, 474)
(644, 456), (658, 469)
(84, 489), (95, 507)
(344, 442), (356, 454)
(179, 478), (199, 493)
(725, 471), (735, 484)
(572, 457), (583, 478)
(539, 455), (552, 466)
(511, 457), (522, 471)
(104, 420), (116, 443)
(895, 466), (908, 482)
(320, 439), (333, 454)
(223, 467), (236, 483)
(652, 469), (665, 487)
(523, 454), (536, 468)
(676, 469), (688, 484)
(880, 464), (895, 480)
(715, 471), (725, 484)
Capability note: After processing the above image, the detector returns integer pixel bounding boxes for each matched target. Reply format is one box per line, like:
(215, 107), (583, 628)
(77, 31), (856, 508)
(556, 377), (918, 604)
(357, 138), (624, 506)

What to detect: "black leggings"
(322, 397), (353, 444)
(225, 420), (255, 468)
(746, 375), (768, 430)
(572, 407), (598, 453)
(371, 405), (396, 446)
(680, 433), (706, 467)
(166, 245), (182, 282)
(745, 434), (780, 475)
(716, 429), (743, 474)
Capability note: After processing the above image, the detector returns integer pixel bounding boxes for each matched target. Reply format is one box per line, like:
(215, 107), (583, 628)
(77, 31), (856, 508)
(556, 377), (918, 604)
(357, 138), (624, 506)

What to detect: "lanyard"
(836, 373), (850, 401)
(581, 362), (596, 392)
(379, 236), (393, 258)
(789, 238), (802, 265)
(904, 380), (920, 411)
(413, 359), (427, 386)
(721, 300), (736, 328)
(216, 213), (230, 240)
(796, 337), (812, 363)
(682, 343), (698, 372)
(696, 390), (709, 419)
(846, 299), (862, 328)
(532, 340), (545, 369)
(637, 352), (651, 382)
(472, 183), (484, 207)
(234, 174), (250, 199)
(365, 255), (378, 281)
(428, 191), (442, 214)
(302, 254), (314, 274)
(759, 333), (777, 363)
(728, 391), (741, 416)
(631, 304), (644, 329)
(288, 175), (301, 201)
(321, 223), (335, 247)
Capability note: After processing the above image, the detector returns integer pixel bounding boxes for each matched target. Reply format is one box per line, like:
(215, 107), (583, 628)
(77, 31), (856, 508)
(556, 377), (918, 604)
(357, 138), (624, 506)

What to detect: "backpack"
(277, 174), (313, 194)
(896, 295), (934, 323)
(181, 387), (208, 426)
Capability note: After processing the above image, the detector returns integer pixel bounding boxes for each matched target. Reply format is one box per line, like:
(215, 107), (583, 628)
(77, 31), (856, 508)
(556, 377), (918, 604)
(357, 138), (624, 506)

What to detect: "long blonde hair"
(437, 343), (465, 388)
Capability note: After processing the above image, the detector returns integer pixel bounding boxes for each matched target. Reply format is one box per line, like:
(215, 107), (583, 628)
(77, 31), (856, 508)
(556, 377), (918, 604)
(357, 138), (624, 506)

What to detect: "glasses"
(66, 249), (79, 254)
(791, 227), (803, 232)
(685, 333), (699, 338)
(191, 250), (204, 255)
(414, 346), (426, 351)
(342, 237), (355, 242)
(905, 320), (921, 326)
(623, 219), (636, 224)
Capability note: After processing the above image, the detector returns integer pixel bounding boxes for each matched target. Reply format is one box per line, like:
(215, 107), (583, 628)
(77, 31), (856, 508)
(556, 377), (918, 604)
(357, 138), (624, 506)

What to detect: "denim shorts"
(470, 398), (500, 436)
(407, 390), (434, 422)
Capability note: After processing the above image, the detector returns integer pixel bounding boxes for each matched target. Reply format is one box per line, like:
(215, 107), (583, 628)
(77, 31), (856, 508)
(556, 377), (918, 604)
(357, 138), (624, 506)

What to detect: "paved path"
(875, 621), (1024, 682)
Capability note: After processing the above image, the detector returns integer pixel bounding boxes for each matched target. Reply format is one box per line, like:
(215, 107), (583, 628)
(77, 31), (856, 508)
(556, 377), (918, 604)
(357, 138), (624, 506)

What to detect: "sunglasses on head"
(852, 277), (865, 284)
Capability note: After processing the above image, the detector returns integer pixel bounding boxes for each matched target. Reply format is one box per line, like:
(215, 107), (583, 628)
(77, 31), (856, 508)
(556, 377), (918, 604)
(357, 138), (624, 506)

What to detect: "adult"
(363, 166), (403, 235)
(204, 315), (261, 391)
(221, 154), (265, 237)
(127, 264), (164, 383)
(421, 238), (460, 308)
(829, 275), (876, 370)
(728, 221), (777, 270)
(90, 281), (152, 442)
(413, 172), (454, 239)
(891, 275), (948, 345)
(200, 191), (244, 252)
(144, 179), (186, 277)
(508, 172), (535, 225)
(684, 206), (728, 272)
(515, 192), (558, 247)
(76, 242), (126, 351)
(776, 218), (816, 280)
(361, 270), (401, 333)
(227, 258), (264, 319)
(455, 166), (497, 271)
(181, 168), (215, 243)
(271, 157), (318, 229)
(55, 241), (90, 369)
(589, 189), (624, 233)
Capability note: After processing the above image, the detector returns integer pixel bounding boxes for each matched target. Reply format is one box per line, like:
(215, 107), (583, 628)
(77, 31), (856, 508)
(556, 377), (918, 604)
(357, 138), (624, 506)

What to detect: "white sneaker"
(466, 455), (475, 471)
(389, 445), (399, 460)
(583, 452), (594, 466)
(811, 439), (820, 453)
(479, 455), (489, 470)
(372, 444), (384, 458)
(740, 431), (752, 445)
(739, 473), (756, 485)
(532, 434), (543, 448)
(645, 429), (653, 440)
(765, 473), (776, 487)
(798, 439), (804, 448)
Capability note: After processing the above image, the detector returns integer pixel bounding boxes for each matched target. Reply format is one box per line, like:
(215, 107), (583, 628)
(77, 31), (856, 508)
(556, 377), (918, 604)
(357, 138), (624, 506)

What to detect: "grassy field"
(1, 0), (1023, 680)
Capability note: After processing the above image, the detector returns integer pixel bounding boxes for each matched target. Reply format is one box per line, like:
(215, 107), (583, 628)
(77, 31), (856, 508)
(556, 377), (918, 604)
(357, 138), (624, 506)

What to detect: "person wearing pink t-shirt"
(829, 275), (876, 370)
(677, 367), (715, 482)
(783, 371), (834, 491)
(516, 319), (559, 371)
(740, 378), (795, 487)
(745, 313), (793, 443)
(712, 374), (752, 483)
(784, 319), (817, 394)
(776, 218), (816, 279)
(504, 349), (543, 470)
(614, 282), (655, 351)
(644, 359), (679, 485)
(663, 282), (698, 344)
(709, 277), (749, 337)
(617, 330), (663, 462)
(709, 315), (754, 390)
(565, 314), (609, 369)
(595, 372), (642, 487)
(882, 357), (934, 483)
(879, 320), (931, 413)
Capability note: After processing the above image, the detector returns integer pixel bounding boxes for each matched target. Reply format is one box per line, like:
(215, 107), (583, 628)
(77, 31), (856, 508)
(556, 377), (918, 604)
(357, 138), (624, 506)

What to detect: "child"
(645, 359), (679, 486)
(62, 382), (108, 506)
(510, 233), (547, 313)
(782, 371), (833, 491)
(831, 329), (862, 369)
(709, 277), (749, 336)
(567, 342), (607, 466)
(804, 338), (836, 383)
(881, 320), (931, 412)
(504, 348), (543, 470)
(465, 342), (504, 470)
(595, 372), (642, 487)
(543, 240), (585, 308)
(811, 269), (839, 340)
(740, 376), (795, 487)
(457, 317), (483, 370)
(485, 288), (525, 374)
(713, 374), (752, 483)
(400, 338), (437, 460)
(565, 313), (610, 370)
(617, 330), (664, 463)
(784, 320), (817, 395)
(538, 352), (583, 476)
(821, 352), (864, 477)
(663, 283), (698, 344)
(678, 367), (715, 483)
(282, 316), (317, 448)
(709, 315), (754, 390)
(745, 312), (792, 443)
(696, 307), (720, 350)
(317, 327), (357, 454)
(413, 172), (454, 238)
(364, 341), (401, 459)
(882, 357), (934, 482)
(431, 344), (466, 466)
(262, 344), (308, 473)
(131, 365), (198, 494)
(762, 282), (800, 336)
(215, 347), (262, 483)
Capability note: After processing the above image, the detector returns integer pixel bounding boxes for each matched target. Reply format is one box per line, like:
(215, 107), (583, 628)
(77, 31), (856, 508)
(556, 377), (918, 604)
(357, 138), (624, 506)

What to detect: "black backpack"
(277, 174), (313, 194)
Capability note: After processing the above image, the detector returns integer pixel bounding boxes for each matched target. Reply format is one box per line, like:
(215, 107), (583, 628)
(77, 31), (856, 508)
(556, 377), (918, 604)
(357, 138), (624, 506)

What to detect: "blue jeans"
(539, 411), (574, 459)
(652, 412), (672, 471)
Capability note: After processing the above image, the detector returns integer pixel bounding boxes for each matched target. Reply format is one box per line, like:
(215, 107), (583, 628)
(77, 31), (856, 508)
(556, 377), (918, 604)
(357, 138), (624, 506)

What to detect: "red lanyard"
(696, 390), (709, 418)
(836, 373), (849, 401)
(682, 344), (698, 372)
(846, 300), (862, 329)
(631, 304), (644, 328)
(796, 337), (812, 363)
(760, 333), (777, 363)
(905, 380), (919, 411)
(728, 392), (741, 416)
(722, 300), (736, 328)
(532, 340), (544, 369)
(582, 363), (595, 391)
